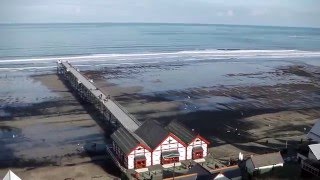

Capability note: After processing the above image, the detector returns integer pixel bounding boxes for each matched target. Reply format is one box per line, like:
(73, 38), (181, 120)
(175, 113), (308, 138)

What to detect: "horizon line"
(0, 22), (319, 29)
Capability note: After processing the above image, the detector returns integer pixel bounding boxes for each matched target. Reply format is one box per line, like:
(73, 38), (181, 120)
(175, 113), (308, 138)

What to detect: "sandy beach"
(88, 61), (320, 160)
(0, 73), (121, 179)
(1, 58), (320, 179)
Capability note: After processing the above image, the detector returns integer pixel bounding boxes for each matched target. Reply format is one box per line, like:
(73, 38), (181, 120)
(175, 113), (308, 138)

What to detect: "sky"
(0, 0), (320, 27)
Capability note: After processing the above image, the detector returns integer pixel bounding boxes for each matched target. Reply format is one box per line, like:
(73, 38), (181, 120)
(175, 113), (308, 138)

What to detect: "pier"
(56, 61), (140, 132)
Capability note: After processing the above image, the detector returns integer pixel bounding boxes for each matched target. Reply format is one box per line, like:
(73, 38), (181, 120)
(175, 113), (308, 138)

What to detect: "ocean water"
(0, 23), (320, 72)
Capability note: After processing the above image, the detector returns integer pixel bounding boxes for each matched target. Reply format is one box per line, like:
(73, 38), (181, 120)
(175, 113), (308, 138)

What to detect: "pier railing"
(110, 98), (142, 126)
(57, 61), (140, 131)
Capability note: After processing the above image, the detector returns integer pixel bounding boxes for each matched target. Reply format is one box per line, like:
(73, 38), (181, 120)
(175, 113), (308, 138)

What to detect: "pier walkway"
(57, 61), (140, 132)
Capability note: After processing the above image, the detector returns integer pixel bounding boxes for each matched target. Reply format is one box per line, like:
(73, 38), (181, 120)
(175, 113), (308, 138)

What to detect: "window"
(162, 157), (179, 164)
(192, 146), (204, 159)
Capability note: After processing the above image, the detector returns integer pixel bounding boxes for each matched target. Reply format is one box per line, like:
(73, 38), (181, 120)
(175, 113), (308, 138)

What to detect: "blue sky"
(1, 0), (319, 27)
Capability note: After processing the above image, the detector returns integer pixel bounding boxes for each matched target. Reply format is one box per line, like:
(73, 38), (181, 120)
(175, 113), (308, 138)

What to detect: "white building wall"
(203, 143), (208, 157)
(145, 152), (152, 166)
(128, 154), (134, 169)
(126, 146), (151, 169)
(153, 150), (161, 165)
(186, 138), (208, 160)
(178, 146), (186, 161)
(187, 146), (193, 160)
(152, 135), (186, 165)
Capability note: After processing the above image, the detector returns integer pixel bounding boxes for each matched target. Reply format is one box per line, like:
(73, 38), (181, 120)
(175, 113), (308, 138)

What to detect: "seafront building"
(110, 120), (210, 170)
(166, 120), (210, 162)
(57, 61), (210, 172)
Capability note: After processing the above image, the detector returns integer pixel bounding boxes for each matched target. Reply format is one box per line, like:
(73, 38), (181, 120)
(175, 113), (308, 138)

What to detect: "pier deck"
(59, 61), (140, 132)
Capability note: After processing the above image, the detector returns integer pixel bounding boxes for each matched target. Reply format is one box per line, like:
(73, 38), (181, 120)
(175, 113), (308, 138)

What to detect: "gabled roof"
(309, 144), (320, 160)
(111, 127), (150, 155)
(166, 120), (210, 145)
(135, 120), (170, 149)
(250, 152), (284, 168)
(166, 120), (197, 144)
(3, 170), (21, 180)
(307, 119), (320, 143)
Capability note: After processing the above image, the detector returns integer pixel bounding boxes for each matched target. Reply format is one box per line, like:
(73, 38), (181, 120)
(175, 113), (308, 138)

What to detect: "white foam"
(0, 66), (56, 71)
(1, 49), (320, 65)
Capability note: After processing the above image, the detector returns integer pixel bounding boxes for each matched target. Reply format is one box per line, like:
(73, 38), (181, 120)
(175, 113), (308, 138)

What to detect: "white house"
(246, 152), (284, 175)
(135, 120), (187, 168)
(110, 120), (211, 170)
(166, 120), (210, 162)
(307, 119), (320, 143)
(110, 127), (152, 170)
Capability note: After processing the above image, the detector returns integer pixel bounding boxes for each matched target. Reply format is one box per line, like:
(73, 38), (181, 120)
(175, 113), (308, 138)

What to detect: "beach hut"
(166, 120), (210, 162)
(110, 127), (152, 170)
(3, 170), (21, 180)
(135, 120), (187, 167)
(307, 119), (320, 143)
(245, 152), (284, 175)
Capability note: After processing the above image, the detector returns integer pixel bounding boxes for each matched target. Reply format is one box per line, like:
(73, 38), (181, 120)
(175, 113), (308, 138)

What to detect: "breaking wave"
(1, 49), (320, 64)
(1, 49), (320, 71)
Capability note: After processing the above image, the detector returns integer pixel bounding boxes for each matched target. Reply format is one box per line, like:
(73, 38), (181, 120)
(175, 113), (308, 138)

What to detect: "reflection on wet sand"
(1, 58), (320, 178)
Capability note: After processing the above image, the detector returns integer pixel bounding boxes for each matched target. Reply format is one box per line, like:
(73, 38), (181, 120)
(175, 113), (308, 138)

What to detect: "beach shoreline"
(1, 60), (320, 179)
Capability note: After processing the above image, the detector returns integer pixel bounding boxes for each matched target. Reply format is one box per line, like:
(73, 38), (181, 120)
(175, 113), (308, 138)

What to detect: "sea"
(1, 23), (320, 106)
(2, 23), (320, 171)
(0, 23), (320, 72)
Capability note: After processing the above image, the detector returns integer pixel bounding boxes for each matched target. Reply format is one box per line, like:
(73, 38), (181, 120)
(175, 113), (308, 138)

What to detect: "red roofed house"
(135, 120), (187, 168)
(110, 120), (211, 170)
(166, 121), (210, 162)
(110, 127), (152, 170)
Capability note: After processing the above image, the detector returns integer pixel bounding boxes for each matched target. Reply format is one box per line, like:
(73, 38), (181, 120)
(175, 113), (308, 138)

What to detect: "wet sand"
(1, 59), (320, 178)
(88, 61), (320, 159)
(0, 74), (121, 179)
